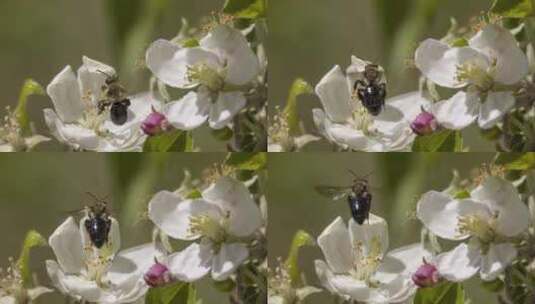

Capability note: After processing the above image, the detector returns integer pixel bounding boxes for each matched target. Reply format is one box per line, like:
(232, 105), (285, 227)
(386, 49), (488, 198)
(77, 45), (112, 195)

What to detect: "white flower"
(314, 215), (427, 303)
(45, 56), (159, 151)
(0, 258), (52, 304)
(46, 217), (160, 303)
(313, 57), (428, 151)
(0, 107), (49, 152)
(146, 24), (260, 130)
(415, 24), (528, 129)
(417, 176), (530, 281)
(148, 176), (262, 281)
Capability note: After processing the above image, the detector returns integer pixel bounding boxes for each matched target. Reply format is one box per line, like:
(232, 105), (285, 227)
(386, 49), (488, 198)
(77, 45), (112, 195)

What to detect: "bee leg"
(353, 80), (367, 92)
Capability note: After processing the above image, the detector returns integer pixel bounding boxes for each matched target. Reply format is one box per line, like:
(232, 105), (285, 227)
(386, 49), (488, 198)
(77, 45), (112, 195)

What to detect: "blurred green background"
(0, 0), (230, 151)
(267, 153), (499, 303)
(0, 153), (234, 303)
(269, 0), (496, 151)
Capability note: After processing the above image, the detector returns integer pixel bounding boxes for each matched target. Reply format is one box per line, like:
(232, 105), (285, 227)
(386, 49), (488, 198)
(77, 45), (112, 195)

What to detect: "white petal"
(469, 24), (528, 85)
(384, 91), (432, 123)
(327, 123), (372, 151)
(109, 217), (121, 257)
(168, 242), (212, 282)
(165, 91), (210, 130)
(49, 217), (84, 274)
(208, 91), (246, 129)
(200, 25), (260, 85)
(314, 259), (337, 293)
(471, 176), (529, 236)
(417, 191), (491, 240)
(77, 56), (116, 105)
(202, 176), (262, 237)
(148, 191), (222, 240)
(211, 242), (249, 281)
(43, 109), (101, 150)
(315, 65), (353, 123)
(146, 39), (221, 88)
(435, 243), (480, 282)
(45, 260), (69, 295)
(348, 213), (389, 257)
(0, 296), (16, 304)
(479, 243), (517, 281)
(27, 286), (53, 300)
(107, 243), (163, 289)
(434, 91), (479, 130)
(379, 243), (430, 280)
(46, 66), (84, 123)
(312, 108), (337, 144)
(268, 295), (284, 304)
(317, 217), (353, 273)
(415, 39), (488, 88)
(60, 274), (105, 302)
(477, 91), (515, 129)
(329, 275), (371, 302)
(24, 134), (50, 150)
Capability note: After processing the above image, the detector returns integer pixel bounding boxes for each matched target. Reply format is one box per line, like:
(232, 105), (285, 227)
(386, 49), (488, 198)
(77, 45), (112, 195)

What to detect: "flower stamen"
(186, 63), (225, 92)
(189, 214), (227, 243)
(457, 213), (497, 244)
(456, 62), (495, 92)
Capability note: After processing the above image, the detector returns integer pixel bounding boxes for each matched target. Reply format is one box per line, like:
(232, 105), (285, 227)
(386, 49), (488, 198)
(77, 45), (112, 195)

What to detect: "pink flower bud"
(141, 108), (170, 136)
(411, 110), (438, 136)
(412, 263), (440, 288)
(144, 262), (172, 287)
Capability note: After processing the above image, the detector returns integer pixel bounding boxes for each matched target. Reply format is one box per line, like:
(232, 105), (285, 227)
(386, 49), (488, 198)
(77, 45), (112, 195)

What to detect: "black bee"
(83, 193), (112, 249)
(353, 64), (386, 116)
(97, 71), (131, 125)
(315, 170), (373, 225)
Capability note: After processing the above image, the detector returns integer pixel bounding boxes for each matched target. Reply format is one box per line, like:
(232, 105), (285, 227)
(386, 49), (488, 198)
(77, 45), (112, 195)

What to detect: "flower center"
(350, 105), (375, 135)
(187, 63), (225, 92)
(189, 214), (227, 244)
(269, 107), (295, 151)
(457, 213), (497, 244)
(0, 107), (27, 151)
(0, 258), (28, 302)
(350, 237), (383, 285)
(79, 91), (107, 135)
(268, 260), (297, 303)
(84, 253), (112, 287)
(456, 62), (495, 92)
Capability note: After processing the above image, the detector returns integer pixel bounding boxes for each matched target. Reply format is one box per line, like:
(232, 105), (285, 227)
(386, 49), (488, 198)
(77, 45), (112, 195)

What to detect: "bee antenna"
(347, 169), (358, 178)
(85, 191), (106, 204)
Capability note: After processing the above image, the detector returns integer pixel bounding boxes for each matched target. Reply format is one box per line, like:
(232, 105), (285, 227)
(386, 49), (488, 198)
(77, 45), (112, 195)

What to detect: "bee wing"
(314, 185), (352, 201)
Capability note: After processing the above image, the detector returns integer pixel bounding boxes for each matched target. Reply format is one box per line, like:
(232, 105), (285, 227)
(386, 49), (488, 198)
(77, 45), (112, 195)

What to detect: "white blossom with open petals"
(313, 57), (429, 151)
(44, 56), (160, 151)
(314, 215), (427, 303)
(146, 24), (260, 130)
(148, 176), (262, 282)
(46, 217), (160, 303)
(417, 176), (530, 281)
(415, 24), (528, 129)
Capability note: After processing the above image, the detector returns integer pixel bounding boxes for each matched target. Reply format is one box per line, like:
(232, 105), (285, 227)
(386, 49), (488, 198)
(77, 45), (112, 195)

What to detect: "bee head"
(364, 64), (380, 82)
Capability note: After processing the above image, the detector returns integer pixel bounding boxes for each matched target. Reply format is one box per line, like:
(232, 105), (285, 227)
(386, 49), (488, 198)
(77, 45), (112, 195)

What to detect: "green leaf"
(143, 130), (193, 152)
(412, 130), (463, 152)
(492, 0), (533, 18)
(284, 230), (314, 286)
(283, 78), (313, 135)
(481, 278), (504, 292)
(17, 230), (46, 286)
(15, 79), (45, 133)
(225, 152), (267, 170)
(211, 127), (234, 141)
(414, 282), (465, 304)
(223, 0), (267, 19)
(495, 153), (535, 170)
(145, 282), (194, 304)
